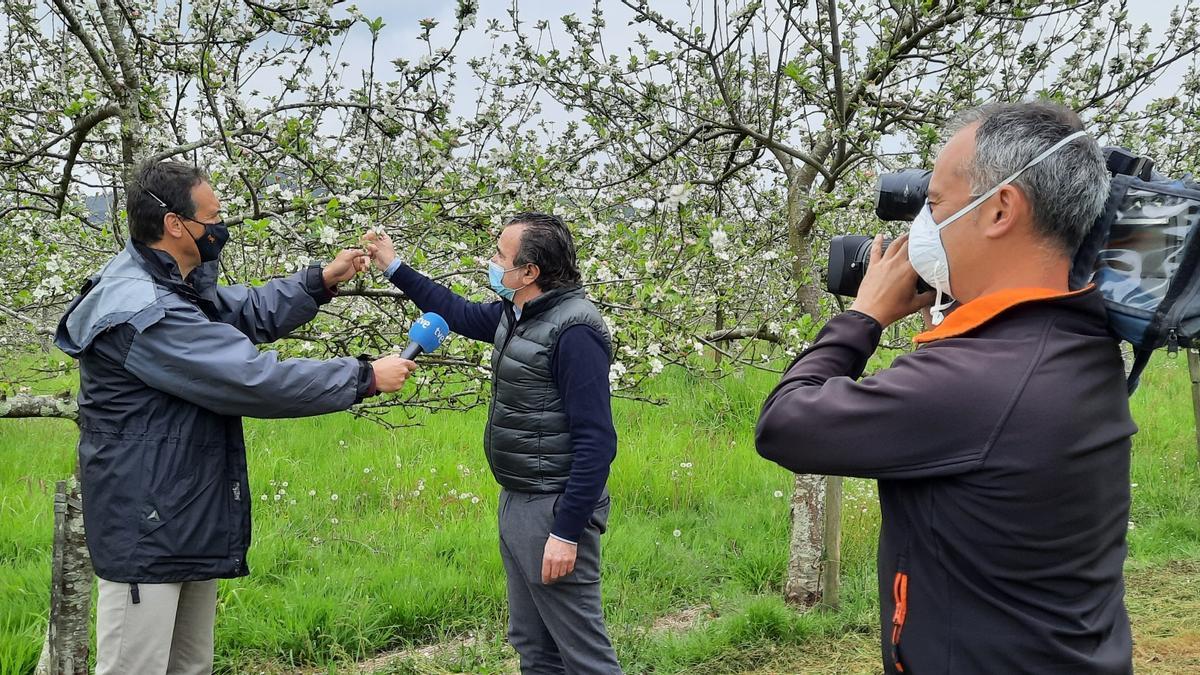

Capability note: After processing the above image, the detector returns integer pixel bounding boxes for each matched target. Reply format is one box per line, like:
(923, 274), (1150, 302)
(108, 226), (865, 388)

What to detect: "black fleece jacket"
(756, 288), (1136, 674)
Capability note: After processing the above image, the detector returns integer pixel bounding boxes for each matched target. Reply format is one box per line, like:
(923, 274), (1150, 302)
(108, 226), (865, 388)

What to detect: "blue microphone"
(400, 312), (450, 360)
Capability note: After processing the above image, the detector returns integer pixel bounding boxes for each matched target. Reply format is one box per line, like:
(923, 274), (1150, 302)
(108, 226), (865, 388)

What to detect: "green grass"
(0, 353), (1197, 674)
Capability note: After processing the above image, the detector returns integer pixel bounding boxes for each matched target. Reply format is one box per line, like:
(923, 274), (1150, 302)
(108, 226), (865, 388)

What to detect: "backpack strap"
(1126, 348), (1154, 395)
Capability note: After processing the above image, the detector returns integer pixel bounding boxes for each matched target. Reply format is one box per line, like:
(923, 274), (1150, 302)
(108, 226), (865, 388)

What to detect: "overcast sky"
(311, 1), (1193, 133)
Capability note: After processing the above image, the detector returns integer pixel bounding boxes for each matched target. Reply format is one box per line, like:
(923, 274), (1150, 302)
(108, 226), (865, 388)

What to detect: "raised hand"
(849, 233), (935, 329)
(322, 248), (370, 288)
(362, 229), (398, 272)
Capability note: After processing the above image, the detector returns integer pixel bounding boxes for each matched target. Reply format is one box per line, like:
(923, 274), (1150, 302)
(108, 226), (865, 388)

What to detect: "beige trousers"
(95, 578), (217, 675)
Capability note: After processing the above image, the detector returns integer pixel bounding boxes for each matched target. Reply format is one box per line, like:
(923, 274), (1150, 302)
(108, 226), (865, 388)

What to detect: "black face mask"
(183, 217), (229, 263)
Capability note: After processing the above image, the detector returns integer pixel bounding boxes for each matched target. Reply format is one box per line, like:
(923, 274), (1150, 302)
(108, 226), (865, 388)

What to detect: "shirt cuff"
(384, 258), (403, 279)
(548, 533), (578, 546)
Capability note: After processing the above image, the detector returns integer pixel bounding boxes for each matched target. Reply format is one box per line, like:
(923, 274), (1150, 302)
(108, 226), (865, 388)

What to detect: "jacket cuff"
(355, 358), (377, 402)
(303, 265), (336, 305)
(781, 310), (883, 376)
(843, 310), (884, 343)
(550, 511), (587, 544)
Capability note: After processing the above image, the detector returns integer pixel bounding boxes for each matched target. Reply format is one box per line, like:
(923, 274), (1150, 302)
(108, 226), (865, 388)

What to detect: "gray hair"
(946, 102), (1109, 253)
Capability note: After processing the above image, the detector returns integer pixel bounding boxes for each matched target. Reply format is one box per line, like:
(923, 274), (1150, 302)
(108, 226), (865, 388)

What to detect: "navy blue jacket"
(56, 242), (373, 582)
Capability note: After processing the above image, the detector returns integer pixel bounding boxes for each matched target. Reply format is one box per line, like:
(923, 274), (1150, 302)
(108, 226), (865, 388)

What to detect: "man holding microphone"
(56, 160), (416, 675)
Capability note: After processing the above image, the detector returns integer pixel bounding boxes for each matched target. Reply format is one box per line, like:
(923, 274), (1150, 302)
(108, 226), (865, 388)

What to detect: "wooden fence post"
(821, 475), (843, 610)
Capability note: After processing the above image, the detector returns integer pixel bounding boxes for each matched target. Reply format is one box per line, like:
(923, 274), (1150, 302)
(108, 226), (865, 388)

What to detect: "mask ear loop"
(928, 259), (956, 326)
(930, 289), (955, 326)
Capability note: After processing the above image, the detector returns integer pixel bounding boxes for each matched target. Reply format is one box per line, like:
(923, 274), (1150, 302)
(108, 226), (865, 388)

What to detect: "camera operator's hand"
(850, 234), (935, 329)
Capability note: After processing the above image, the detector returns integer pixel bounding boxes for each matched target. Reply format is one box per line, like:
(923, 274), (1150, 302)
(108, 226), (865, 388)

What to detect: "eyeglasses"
(144, 187), (222, 228)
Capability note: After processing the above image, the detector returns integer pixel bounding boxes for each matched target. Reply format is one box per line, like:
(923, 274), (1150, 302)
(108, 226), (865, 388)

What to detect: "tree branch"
(1, 104), (120, 169)
(0, 393), (78, 420)
(53, 104), (123, 216)
(703, 326), (783, 344)
(0, 303), (56, 337)
(49, 0), (122, 93)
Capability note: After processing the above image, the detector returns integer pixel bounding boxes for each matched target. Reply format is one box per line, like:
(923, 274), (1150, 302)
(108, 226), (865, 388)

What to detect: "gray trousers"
(498, 489), (622, 675)
(95, 578), (217, 675)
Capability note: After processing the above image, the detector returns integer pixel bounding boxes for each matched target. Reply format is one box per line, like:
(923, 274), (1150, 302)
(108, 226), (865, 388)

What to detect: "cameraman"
(756, 102), (1136, 674)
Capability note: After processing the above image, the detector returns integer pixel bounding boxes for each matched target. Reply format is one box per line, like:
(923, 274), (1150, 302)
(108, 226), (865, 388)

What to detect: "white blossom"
(609, 362), (627, 385)
(710, 229), (731, 261)
(662, 183), (692, 209)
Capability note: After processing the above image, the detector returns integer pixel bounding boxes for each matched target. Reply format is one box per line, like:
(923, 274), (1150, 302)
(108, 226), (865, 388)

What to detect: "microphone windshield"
(409, 312), (450, 354)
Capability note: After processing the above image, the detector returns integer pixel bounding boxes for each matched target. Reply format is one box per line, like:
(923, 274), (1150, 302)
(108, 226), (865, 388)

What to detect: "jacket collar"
(129, 240), (184, 285)
(127, 240), (217, 305)
(914, 285), (1095, 345)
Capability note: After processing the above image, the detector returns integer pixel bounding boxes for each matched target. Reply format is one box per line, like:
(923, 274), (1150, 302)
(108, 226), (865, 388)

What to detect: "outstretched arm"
(366, 231), (502, 343)
(203, 249), (368, 344)
(122, 308), (398, 418)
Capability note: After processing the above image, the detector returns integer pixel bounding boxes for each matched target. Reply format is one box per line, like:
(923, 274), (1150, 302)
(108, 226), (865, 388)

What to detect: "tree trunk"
(779, 142), (843, 609)
(36, 478), (92, 675)
(781, 137), (833, 320)
(785, 472), (826, 606)
(96, 0), (143, 179)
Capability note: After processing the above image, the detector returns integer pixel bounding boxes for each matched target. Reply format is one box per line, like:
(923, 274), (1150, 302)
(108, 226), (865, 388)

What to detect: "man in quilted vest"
(367, 213), (622, 674)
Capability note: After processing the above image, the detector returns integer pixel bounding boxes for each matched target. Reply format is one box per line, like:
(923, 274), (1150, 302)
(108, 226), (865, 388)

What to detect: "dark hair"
(507, 212), (582, 291)
(127, 160), (209, 243)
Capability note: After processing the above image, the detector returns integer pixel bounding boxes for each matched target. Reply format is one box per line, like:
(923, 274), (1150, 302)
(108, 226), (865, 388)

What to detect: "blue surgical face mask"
(488, 260), (526, 301)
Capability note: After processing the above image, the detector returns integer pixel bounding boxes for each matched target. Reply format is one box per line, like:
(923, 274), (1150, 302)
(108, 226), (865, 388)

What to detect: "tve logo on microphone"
(401, 313), (451, 360)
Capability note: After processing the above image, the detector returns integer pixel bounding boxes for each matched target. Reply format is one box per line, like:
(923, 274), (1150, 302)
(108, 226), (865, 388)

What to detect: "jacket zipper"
(891, 571), (909, 672)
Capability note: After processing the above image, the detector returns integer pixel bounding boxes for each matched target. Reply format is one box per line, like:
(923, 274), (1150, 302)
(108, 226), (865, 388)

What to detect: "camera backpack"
(1071, 172), (1200, 393)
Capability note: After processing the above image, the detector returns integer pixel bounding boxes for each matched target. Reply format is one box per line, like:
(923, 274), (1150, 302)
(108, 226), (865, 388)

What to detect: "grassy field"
(1, 352), (1198, 674)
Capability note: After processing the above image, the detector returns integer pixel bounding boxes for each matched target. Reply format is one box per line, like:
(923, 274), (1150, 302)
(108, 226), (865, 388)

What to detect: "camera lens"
(826, 234), (932, 297)
(827, 235), (875, 296)
(876, 168), (932, 222)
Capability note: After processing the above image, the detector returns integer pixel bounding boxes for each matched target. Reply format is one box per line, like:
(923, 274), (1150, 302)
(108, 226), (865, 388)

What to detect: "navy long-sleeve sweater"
(386, 262), (616, 543)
